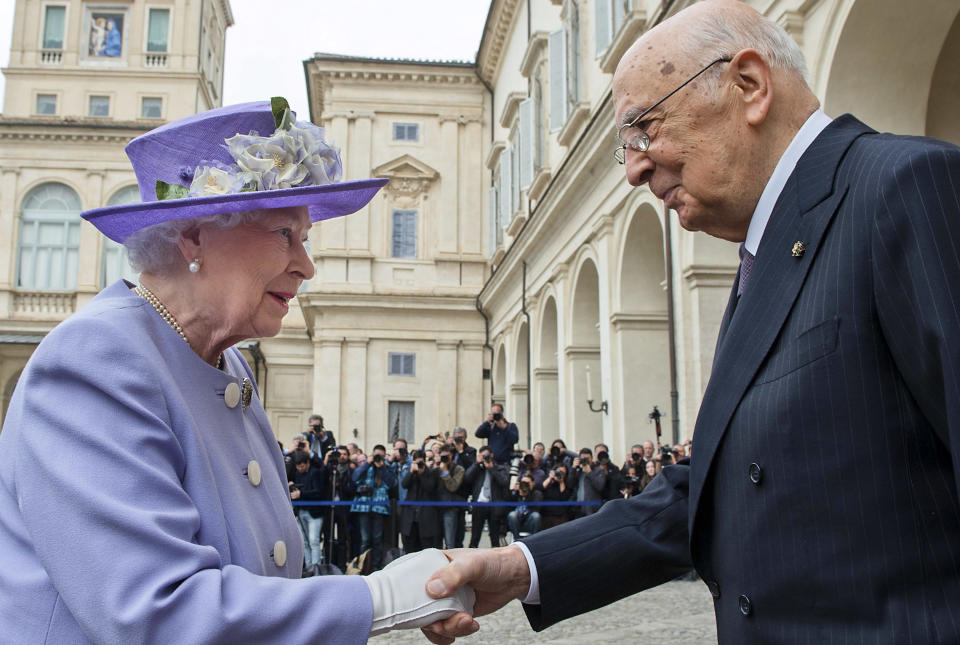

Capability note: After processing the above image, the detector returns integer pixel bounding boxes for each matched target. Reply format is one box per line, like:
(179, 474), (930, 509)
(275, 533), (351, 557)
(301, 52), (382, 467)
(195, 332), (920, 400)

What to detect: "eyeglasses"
(614, 56), (731, 164)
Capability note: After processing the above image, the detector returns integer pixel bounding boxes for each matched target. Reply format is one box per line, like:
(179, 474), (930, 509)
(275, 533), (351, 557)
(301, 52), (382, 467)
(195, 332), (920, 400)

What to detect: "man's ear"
(728, 48), (773, 126)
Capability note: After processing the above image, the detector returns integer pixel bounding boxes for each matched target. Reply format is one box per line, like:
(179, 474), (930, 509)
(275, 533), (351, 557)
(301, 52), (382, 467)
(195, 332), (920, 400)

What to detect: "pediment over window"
(373, 155), (439, 195)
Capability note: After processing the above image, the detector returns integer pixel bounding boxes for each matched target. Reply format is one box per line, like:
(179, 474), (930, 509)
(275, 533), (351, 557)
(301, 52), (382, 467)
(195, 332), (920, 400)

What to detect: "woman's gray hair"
(681, 4), (807, 85)
(124, 210), (262, 274)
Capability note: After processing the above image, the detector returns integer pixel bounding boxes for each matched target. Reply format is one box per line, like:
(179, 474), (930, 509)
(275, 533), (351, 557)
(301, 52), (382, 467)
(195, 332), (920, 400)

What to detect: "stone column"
(342, 337), (368, 446)
(436, 340), (459, 433)
(458, 342), (484, 428)
(437, 116), (460, 255)
(77, 170), (105, 304)
(0, 167), (21, 317)
(314, 337), (342, 432)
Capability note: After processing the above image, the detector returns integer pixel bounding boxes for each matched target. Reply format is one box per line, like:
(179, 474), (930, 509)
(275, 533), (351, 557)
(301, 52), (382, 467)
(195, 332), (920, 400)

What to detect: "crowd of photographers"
(283, 407), (690, 574)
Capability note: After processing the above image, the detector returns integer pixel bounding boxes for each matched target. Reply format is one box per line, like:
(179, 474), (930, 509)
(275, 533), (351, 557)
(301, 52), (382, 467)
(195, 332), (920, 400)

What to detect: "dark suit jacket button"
(748, 463), (763, 484)
(706, 580), (721, 598)
(739, 594), (753, 616)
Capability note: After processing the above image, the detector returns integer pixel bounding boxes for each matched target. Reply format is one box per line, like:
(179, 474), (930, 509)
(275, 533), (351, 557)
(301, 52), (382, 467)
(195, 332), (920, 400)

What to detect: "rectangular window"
(43, 5), (66, 49)
(388, 401), (415, 444)
(36, 94), (57, 115)
(388, 352), (416, 376)
(147, 8), (170, 52)
(88, 95), (110, 117)
(392, 123), (419, 141)
(391, 209), (417, 258)
(141, 97), (163, 118)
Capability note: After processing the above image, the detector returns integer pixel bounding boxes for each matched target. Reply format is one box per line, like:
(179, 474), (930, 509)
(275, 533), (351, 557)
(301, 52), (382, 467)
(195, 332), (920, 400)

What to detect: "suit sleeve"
(871, 143), (960, 495)
(520, 463), (693, 631)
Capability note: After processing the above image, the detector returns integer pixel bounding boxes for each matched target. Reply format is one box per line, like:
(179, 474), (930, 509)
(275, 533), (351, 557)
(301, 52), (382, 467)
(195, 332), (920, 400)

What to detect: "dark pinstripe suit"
(522, 116), (960, 643)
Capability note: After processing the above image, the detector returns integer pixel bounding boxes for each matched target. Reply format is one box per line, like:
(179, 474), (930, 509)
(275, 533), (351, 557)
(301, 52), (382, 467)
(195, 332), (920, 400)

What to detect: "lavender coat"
(0, 281), (373, 643)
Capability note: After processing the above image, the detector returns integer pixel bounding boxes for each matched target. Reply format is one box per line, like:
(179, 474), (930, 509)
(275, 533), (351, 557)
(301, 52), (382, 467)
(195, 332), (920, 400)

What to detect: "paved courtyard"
(374, 579), (718, 644)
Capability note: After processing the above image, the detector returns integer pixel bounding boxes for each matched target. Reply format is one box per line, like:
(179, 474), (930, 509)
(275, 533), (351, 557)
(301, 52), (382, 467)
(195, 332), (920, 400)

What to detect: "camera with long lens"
(518, 480), (531, 496)
(596, 451), (610, 465)
(492, 412), (504, 422)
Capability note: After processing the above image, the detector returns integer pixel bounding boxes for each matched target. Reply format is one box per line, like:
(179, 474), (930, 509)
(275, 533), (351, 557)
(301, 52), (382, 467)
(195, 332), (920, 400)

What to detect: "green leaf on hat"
(271, 96), (294, 130)
(156, 180), (189, 201)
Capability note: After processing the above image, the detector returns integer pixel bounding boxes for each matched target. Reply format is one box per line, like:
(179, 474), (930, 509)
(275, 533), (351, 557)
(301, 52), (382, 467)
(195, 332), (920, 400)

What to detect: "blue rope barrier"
(291, 500), (601, 508)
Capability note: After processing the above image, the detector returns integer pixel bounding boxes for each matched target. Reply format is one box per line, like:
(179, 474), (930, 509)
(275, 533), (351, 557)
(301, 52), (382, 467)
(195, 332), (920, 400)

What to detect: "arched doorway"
(615, 205), (669, 451)
(821, 0), (960, 140)
(535, 296), (560, 445)
(567, 258), (602, 451)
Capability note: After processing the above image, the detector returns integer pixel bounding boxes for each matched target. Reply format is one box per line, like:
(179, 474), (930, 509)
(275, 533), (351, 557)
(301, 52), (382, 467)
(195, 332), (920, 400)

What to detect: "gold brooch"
(791, 241), (805, 257)
(241, 378), (254, 408)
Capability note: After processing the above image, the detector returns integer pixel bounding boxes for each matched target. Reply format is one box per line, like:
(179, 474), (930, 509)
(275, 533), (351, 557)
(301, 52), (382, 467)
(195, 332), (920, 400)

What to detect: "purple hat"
(82, 99), (388, 242)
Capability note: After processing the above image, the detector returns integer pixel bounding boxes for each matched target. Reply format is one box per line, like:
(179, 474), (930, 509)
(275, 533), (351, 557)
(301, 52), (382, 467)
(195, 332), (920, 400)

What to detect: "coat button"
(246, 460), (262, 486)
(748, 463), (763, 485)
(272, 540), (287, 567)
(738, 594), (753, 616)
(224, 382), (241, 408)
(706, 580), (721, 598)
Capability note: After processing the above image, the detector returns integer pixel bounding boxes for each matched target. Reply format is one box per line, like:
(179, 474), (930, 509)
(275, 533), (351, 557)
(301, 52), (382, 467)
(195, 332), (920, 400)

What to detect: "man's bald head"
(612, 0), (819, 242)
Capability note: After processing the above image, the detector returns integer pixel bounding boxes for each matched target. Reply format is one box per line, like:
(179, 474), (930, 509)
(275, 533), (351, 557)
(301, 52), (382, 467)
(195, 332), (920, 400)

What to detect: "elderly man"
(422, 1), (960, 642)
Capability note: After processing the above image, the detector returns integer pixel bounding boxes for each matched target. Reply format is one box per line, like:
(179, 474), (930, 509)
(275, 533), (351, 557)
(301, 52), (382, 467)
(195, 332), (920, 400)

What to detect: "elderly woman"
(0, 99), (472, 642)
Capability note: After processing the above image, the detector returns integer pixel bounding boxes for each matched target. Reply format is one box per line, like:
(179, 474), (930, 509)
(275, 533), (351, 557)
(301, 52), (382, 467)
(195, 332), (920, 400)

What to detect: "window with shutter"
(43, 6), (66, 49)
(510, 129), (520, 214)
(488, 186), (498, 256)
(548, 29), (567, 132)
(499, 149), (512, 222)
(147, 9), (170, 53)
(519, 98), (535, 190)
(595, 0), (612, 55)
(391, 210), (417, 258)
(567, 1), (581, 106)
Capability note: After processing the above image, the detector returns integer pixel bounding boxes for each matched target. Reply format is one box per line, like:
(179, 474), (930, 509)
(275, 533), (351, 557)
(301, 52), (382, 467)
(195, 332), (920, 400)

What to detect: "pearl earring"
(188, 258), (201, 273)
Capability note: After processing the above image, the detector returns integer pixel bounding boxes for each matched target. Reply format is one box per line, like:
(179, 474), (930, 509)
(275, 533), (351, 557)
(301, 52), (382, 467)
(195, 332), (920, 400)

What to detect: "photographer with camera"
(620, 465), (642, 499)
(436, 444), (466, 549)
(321, 446), (354, 570)
(543, 438), (577, 471)
(540, 463), (573, 528)
(305, 414), (336, 462)
(594, 442), (623, 504)
(400, 449), (441, 553)
(475, 404), (518, 465)
(465, 446), (509, 548)
(622, 442), (649, 475)
(571, 448), (606, 517)
(349, 445), (396, 571)
(517, 450), (547, 488)
(288, 450), (327, 572)
(507, 474), (543, 542)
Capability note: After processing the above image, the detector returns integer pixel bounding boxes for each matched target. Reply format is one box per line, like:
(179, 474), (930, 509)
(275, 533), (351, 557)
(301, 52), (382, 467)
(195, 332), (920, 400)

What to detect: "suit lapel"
(688, 115), (874, 534)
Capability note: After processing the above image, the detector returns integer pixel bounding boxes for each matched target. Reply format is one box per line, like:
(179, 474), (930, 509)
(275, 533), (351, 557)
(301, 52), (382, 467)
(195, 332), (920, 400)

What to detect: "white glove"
(363, 548), (476, 636)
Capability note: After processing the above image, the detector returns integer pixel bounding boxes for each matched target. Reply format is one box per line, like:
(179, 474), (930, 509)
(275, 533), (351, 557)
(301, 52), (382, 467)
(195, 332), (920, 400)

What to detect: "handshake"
(362, 546), (533, 640)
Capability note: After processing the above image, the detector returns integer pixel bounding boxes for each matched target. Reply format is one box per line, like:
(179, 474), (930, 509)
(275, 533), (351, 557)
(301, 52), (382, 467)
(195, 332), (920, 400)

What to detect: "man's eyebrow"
(619, 105), (652, 127)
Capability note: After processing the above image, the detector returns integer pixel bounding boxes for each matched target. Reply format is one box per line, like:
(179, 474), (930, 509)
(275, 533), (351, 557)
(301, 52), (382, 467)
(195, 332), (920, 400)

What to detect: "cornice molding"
(499, 91), (527, 129)
(476, 0), (524, 84)
(0, 130), (137, 144)
(520, 31), (550, 79)
(309, 67), (482, 87)
(372, 154), (439, 196)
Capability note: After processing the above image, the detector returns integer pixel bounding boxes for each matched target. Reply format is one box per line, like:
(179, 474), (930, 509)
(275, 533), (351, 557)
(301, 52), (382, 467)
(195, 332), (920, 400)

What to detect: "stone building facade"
(0, 0), (232, 415)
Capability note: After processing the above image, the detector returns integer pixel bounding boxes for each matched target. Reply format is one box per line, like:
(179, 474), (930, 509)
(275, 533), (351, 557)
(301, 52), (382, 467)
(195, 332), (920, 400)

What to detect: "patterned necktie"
(737, 245), (755, 297)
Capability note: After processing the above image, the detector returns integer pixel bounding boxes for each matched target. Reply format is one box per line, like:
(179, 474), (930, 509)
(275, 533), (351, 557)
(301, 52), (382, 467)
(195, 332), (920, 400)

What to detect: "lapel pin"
(791, 241), (805, 258)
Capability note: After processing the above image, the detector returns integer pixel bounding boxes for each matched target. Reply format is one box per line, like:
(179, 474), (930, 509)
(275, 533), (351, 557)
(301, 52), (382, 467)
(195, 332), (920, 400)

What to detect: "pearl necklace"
(135, 284), (223, 369)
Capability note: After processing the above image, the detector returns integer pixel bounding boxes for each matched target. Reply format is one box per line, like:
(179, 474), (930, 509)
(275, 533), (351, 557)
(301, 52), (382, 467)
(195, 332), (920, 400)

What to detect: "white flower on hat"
(188, 165), (244, 196)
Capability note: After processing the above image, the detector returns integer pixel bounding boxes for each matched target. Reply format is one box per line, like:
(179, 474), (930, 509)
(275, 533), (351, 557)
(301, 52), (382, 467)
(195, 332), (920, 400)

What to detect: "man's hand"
(290, 488), (301, 500)
(420, 546), (531, 644)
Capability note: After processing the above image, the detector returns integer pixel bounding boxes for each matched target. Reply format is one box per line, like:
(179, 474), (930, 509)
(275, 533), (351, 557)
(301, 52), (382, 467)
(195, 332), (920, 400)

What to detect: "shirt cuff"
(513, 541), (541, 605)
